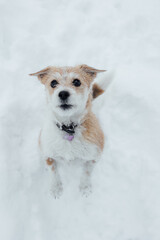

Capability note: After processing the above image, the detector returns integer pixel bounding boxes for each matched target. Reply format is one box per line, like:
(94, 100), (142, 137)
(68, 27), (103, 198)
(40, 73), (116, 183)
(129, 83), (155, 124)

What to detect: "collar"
(56, 122), (78, 135)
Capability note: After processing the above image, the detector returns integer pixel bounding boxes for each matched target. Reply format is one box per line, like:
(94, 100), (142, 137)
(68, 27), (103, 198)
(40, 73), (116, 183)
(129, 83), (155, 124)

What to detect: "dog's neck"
(47, 102), (92, 130)
(49, 108), (88, 126)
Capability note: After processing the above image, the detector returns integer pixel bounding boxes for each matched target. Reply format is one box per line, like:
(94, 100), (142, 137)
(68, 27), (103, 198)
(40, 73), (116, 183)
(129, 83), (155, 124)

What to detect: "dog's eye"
(72, 79), (81, 87)
(50, 80), (58, 88)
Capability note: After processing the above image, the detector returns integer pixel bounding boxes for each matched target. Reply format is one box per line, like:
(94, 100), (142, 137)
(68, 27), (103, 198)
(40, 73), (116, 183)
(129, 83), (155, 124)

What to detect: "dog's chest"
(41, 121), (100, 162)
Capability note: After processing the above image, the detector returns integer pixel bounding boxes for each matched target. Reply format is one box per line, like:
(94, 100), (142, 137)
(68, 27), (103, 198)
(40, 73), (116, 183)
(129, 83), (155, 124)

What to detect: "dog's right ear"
(29, 67), (50, 84)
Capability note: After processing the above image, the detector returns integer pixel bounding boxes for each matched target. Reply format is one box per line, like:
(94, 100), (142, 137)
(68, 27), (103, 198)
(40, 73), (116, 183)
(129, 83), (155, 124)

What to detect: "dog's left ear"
(79, 64), (106, 78)
(29, 67), (50, 84)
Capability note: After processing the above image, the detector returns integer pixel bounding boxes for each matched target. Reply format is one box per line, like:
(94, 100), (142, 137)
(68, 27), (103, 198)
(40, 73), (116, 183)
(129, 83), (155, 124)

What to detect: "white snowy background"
(0, 0), (160, 239)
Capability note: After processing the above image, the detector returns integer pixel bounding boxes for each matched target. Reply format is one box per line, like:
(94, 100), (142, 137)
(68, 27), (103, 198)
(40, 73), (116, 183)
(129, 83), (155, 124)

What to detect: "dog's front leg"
(79, 160), (96, 197)
(46, 158), (63, 198)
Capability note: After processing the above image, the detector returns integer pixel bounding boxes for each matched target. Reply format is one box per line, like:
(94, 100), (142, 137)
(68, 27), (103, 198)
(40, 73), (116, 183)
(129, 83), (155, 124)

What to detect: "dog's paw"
(79, 182), (92, 197)
(50, 181), (63, 199)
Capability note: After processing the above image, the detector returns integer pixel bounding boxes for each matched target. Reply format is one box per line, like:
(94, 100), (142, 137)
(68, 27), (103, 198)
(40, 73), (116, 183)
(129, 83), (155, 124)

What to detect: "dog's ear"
(29, 67), (50, 84)
(79, 64), (106, 78)
(92, 83), (104, 99)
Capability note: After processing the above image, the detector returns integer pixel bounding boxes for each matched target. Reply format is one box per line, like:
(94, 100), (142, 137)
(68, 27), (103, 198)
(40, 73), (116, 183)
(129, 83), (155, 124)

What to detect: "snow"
(0, 0), (160, 239)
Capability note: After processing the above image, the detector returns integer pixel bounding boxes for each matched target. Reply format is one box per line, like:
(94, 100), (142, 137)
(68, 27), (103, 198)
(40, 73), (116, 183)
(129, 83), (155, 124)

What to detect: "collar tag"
(63, 134), (74, 141)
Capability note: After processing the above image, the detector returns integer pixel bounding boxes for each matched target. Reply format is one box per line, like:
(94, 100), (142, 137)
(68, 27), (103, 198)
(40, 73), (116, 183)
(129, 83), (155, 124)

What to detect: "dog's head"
(30, 65), (106, 118)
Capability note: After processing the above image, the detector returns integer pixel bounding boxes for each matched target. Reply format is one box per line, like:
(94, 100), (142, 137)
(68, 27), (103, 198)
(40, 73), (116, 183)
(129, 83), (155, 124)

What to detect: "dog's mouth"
(59, 104), (73, 110)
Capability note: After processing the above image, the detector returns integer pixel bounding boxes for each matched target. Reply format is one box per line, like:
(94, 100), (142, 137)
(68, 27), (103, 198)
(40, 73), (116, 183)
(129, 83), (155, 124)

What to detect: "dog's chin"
(59, 104), (73, 110)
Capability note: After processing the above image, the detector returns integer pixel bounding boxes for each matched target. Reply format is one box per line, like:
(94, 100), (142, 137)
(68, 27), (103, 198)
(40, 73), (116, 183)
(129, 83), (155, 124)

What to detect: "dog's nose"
(59, 91), (70, 101)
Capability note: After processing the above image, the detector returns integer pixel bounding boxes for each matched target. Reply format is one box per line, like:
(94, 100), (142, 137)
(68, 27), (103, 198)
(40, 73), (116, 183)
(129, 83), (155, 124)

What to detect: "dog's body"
(30, 64), (107, 197)
(40, 111), (103, 163)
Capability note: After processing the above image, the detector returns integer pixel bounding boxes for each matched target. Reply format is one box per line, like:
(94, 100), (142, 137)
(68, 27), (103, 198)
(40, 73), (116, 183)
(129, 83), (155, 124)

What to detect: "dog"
(30, 64), (108, 198)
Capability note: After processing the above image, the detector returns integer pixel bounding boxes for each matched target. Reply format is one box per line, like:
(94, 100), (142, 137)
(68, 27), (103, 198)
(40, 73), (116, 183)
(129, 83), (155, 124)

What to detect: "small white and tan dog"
(30, 64), (109, 198)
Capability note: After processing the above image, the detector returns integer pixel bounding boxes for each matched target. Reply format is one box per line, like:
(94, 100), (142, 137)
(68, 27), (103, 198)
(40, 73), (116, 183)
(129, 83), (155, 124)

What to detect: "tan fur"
(92, 83), (104, 99)
(79, 64), (106, 75)
(46, 158), (56, 171)
(82, 108), (104, 151)
(46, 158), (54, 165)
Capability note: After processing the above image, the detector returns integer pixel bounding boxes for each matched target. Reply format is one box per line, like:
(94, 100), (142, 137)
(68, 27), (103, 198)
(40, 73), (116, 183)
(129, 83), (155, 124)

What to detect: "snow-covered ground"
(0, 0), (160, 239)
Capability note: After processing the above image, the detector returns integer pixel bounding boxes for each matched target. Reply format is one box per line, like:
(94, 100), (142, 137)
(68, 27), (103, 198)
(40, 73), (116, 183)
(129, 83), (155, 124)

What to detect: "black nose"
(59, 91), (70, 101)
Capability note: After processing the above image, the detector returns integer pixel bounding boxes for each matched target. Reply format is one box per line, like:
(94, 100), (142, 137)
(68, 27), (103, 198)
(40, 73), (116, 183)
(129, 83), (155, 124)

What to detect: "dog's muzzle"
(58, 91), (72, 110)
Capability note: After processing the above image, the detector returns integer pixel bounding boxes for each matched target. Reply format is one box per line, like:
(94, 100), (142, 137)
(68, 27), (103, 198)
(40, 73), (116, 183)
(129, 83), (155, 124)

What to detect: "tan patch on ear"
(82, 111), (104, 151)
(79, 64), (106, 76)
(75, 64), (106, 86)
(92, 83), (104, 99)
(29, 67), (51, 84)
